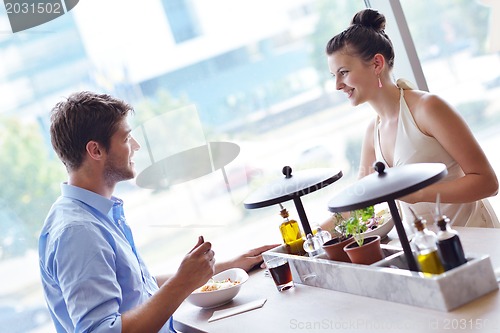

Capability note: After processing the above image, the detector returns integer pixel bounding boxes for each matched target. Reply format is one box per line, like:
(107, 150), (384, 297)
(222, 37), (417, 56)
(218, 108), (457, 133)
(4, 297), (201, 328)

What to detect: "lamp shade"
(136, 141), (240, 189)
(328, 162), (447, 213)
(327, 162), (448, 272)
(244, 166), (343, 237)
(244, 166), (342, 209)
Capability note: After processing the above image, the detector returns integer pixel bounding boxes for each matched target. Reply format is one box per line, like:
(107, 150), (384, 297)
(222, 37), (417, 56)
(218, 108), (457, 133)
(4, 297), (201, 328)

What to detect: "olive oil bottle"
(410, 209), (445, 275)
(278, 204), (305, 256)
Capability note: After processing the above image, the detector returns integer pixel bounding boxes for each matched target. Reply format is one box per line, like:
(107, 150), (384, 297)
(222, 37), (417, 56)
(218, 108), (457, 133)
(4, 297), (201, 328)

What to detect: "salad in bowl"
(187, 268), (249, 308)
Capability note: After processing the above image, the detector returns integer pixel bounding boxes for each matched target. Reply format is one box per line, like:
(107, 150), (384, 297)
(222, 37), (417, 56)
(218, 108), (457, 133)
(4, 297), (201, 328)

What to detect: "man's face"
(103, 118), (140, 185)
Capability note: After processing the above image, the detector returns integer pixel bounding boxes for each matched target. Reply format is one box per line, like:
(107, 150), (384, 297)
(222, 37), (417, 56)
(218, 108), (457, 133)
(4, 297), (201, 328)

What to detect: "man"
(39, 91), (276, 332)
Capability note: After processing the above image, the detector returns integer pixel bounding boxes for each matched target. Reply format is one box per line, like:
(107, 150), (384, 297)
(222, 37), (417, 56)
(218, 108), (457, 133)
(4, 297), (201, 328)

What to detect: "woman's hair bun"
(351, 8), (386, 32)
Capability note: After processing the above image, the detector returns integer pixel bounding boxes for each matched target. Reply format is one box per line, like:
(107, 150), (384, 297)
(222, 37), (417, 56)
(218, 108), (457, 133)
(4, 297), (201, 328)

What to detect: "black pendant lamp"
(327, 161), (447, 272)
(244, 166), (343, 236)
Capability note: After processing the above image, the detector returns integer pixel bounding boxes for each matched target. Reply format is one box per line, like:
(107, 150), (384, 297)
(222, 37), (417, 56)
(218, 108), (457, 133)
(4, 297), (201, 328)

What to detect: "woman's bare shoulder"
(405, 90), (461, 135)
(405, 90), (451, 113)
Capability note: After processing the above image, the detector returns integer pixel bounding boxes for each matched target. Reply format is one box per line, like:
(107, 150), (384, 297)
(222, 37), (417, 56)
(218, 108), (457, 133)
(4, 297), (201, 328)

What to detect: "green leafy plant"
(344, 206), (375, 247)
(329, 213), (348, 240)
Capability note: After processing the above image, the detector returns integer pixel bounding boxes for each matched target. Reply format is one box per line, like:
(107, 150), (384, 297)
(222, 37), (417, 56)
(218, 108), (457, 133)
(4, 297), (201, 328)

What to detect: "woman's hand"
(215, 244), (280, 273)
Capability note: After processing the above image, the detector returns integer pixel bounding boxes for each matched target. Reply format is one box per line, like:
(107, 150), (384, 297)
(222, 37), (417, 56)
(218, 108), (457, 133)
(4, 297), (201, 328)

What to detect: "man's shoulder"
(42, 197), (109, 239)
(46, 196), (96, 222)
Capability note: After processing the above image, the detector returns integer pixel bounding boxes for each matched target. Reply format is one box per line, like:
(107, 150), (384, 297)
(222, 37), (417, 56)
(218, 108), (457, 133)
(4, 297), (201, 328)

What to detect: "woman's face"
(327, 50), (377, 106)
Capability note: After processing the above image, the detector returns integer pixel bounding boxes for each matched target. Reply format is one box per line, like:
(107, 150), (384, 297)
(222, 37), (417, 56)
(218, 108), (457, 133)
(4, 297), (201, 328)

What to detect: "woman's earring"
(378, 76), (383, 88)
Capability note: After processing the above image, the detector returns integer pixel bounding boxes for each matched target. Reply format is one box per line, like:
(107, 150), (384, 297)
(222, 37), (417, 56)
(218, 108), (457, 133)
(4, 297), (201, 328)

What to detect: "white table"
(173, 227), (500, 333)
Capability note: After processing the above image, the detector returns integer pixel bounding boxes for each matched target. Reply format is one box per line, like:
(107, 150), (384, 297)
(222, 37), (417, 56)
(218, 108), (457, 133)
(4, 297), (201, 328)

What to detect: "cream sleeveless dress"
(373, 81), (498, 229)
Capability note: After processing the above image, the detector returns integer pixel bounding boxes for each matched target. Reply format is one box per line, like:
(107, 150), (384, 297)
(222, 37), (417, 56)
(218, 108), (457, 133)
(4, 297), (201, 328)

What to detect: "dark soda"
(269, 261), (292, 290)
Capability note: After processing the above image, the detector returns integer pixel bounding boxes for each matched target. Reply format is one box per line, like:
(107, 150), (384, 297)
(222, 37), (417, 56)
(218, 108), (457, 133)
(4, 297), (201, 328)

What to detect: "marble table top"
(173, 227), (500, 333)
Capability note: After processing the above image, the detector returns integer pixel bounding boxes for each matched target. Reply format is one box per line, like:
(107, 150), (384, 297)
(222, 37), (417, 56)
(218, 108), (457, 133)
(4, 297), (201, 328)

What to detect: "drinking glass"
(266, 257), (294, 291)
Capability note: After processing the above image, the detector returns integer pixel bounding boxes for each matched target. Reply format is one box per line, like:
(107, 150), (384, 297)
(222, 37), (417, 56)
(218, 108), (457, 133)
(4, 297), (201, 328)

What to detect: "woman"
(325, 9), (498, 228)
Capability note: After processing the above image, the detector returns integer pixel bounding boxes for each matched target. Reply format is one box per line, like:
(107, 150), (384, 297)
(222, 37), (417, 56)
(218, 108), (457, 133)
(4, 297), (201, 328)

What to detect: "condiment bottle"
(435, 214), (467, 271)
(303, 233), (322, 257)
(278, 204), (305, 256)
(410, 208), (445, 275)
(314, 226), (332, 246)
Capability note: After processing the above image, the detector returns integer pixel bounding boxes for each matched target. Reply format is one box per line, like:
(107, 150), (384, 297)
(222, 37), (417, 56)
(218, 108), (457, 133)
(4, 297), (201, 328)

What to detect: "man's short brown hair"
(50, 91), (133, 171)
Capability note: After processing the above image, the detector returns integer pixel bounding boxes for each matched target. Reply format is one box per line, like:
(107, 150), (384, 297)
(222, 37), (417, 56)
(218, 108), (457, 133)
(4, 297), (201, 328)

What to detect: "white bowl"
(363, 216), (394, 240)
(186, 268), (249, 308)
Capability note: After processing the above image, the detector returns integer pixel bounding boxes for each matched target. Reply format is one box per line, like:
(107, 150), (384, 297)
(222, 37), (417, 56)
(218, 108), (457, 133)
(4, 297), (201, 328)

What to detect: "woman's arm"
(402, 93), (498, 204)
(155, 243), (280, 287)
(213, 244), (279, 273)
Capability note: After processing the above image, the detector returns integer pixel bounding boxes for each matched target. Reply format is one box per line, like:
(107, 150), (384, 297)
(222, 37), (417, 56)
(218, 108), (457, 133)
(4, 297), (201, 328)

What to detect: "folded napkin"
(208, 299), (267, 322)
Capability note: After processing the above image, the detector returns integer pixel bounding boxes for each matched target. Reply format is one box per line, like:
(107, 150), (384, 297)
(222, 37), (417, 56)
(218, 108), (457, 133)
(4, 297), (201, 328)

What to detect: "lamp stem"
(293, 196), (313, 236)
(387, 199), (419, 272)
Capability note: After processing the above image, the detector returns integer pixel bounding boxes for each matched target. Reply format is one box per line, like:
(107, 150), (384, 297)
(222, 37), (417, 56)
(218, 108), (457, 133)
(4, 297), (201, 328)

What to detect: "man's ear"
(85, 141), (104, 161)
(373, 53), (386, 75)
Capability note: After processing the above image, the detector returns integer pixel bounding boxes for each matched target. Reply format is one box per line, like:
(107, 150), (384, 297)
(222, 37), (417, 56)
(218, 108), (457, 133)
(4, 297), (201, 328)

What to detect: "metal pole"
(387, 199), (419, 272)
(293, 196), (313, 236)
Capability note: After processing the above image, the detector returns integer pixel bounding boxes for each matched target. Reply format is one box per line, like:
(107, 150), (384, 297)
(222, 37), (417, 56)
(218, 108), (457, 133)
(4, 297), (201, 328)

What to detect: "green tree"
(0, 117), (65, 257)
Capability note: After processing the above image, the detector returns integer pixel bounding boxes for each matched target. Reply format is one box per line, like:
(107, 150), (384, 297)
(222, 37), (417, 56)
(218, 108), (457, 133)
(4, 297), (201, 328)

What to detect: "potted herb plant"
(342, 206), (384, 265)
(322, 212), (354, 262)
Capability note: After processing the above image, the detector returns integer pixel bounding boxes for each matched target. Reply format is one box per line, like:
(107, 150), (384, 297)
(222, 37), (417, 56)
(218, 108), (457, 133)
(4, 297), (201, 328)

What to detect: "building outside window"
(161, 0), (201, 43)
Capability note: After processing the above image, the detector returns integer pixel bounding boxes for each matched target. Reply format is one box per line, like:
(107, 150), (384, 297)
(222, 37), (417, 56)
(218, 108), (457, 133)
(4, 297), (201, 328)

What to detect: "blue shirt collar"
(60, 183), (120, 217)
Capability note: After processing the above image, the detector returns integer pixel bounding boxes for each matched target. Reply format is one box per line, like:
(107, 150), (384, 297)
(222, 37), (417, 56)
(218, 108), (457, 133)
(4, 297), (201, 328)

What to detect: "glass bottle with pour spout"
(434, 194), (467, 271)
(303, 233), (323, 257)
(313, 225), (332, 246)
(278, 203), (305, 256)
(409, 208), (445, 275)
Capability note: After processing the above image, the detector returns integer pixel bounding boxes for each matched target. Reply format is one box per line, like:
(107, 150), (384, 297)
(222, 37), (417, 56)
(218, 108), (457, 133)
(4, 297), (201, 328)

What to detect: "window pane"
(2, 1), (499, 332)
(400, 0), (500, 210)
(1, 2), (366, 331)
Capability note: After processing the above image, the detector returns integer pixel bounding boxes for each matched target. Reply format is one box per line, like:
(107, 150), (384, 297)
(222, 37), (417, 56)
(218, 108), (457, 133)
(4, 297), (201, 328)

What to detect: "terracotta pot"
(343, 235), (384, 265)
(322, 236), (353, 262)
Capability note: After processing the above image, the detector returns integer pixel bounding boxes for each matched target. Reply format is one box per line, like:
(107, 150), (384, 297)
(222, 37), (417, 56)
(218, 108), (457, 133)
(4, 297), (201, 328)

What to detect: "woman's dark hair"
(50, 91), (133, 171)
(325, 9), (395, 68)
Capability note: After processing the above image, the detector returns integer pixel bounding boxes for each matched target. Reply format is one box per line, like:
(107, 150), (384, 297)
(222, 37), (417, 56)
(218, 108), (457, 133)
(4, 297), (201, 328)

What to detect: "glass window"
(1, 1), (499, 332)
(397, 0), (500, 211)
(161, 0), (201, 43)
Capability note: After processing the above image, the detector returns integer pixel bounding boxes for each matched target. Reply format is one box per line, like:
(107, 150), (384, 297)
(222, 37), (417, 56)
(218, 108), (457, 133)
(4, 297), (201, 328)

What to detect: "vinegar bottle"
(435, 215), (467, 271)
(278, 204), (305, 256)
(410, 210), (445, 275)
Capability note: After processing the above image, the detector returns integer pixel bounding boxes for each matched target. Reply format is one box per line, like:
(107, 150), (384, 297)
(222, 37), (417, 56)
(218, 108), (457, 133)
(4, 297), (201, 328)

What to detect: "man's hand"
(215, 244), (280, 273)
(176, 236), (215, 290)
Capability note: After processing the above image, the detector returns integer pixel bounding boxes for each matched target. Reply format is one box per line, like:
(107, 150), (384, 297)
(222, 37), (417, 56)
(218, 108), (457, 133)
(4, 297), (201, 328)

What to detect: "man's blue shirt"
(39, 183), (174, 332)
